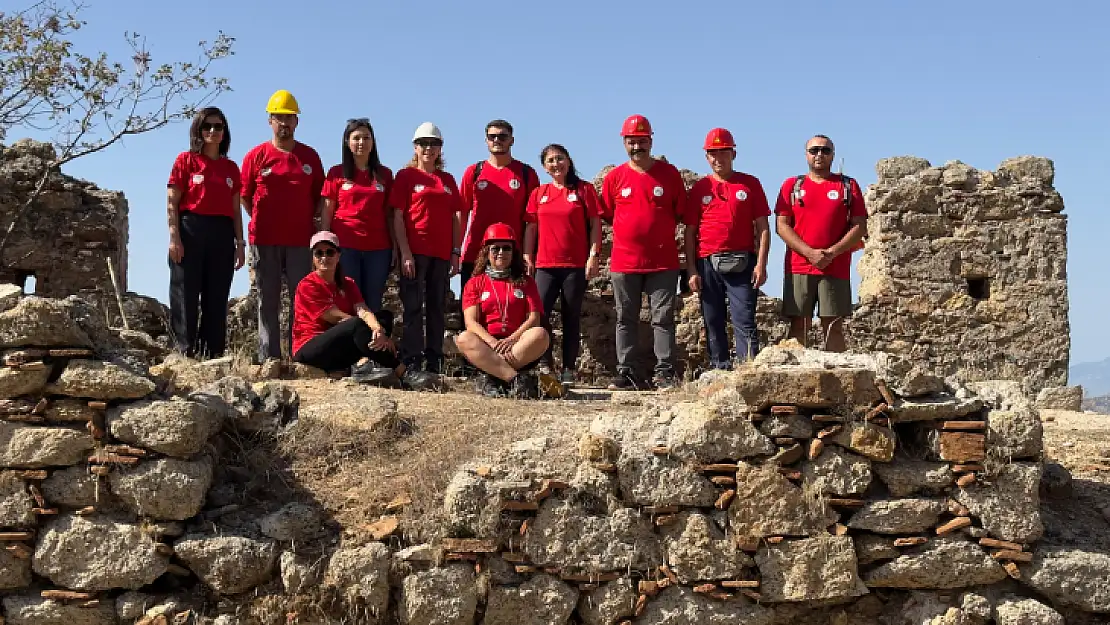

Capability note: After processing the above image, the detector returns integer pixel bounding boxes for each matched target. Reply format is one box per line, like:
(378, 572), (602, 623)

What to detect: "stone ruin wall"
(2, 290), (1109, 624)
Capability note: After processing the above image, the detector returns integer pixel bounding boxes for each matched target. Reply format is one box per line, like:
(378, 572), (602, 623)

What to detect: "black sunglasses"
(415, 139), (443, 148)
(313, 247), (337, 258)
(201, 122), (225, 132)
(807, 146), (833, 155)
(487, 133), (510, 142)
(489, 244), (513, 254)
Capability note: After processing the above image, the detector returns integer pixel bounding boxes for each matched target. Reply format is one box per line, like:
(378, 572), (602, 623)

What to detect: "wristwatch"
(451, 248), (461, 257)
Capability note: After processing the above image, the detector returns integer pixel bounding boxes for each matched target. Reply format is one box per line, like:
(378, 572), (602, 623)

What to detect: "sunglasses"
(487, 133), (510, 142)
(489, 244), (513, 254)
(313, 247), (337, 258)
(807, 146), (833, 155)
(415, 139), (443, 148)
(201, 123), (225, 132)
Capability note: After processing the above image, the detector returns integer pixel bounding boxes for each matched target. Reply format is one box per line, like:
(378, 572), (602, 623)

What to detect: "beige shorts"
(782, 273), (853, 318)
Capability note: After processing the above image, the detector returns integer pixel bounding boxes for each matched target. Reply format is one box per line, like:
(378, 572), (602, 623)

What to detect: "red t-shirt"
(388, 168), (460, 261)
(461, 274), (543, 339)
(773, 174), (867, 280)
(241, 141), (325, 247)
(686, 172), (771, 258)
(523, 182), (600, 269)
(292, 272), (365, 355)
(599, 161), (688, 273)
(167, 152), (241, 218)
(459, 160), (539, 263)
(321, 165), (394, 252)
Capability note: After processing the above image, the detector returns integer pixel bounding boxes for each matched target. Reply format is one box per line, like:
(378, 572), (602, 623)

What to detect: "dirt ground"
(1038, 409), (1110, 551)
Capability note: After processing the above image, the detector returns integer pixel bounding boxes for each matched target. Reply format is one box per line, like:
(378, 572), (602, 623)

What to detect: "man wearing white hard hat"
(240, 89), (325, 366)
(388, 122), (462, 386)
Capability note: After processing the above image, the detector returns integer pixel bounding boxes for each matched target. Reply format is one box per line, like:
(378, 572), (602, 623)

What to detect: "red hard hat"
(483, 222), (517, 246)
(620, 115), (652, 137)
(703, 128), (736, 150)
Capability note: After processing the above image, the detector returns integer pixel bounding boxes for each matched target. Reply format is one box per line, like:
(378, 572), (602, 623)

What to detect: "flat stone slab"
(733, 366), (879, 411)
(756, 535), (868, 602)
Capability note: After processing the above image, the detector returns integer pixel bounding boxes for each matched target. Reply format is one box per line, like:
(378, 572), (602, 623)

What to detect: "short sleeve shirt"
(388, 168), (461, 261)
(523, 182), (600, 268)
(167, 152), (241, 217)
(292, 272), (364, 355)
(686, 172), (770, 258)
(461, 274), (543, 338)
(599, 161), (688, 273)
(773, 174), (866, 279)
(321, 165), (394, 251)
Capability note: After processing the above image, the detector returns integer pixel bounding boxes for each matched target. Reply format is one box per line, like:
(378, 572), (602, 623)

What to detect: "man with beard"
(458, 120), (539, 289)
(599, 115), (688, 390)
(240, 89), (325, 366)
(773, 134), (867, 352)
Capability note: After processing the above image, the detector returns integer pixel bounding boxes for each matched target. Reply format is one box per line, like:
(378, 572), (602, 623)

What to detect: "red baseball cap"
(620, 115), (652, 138)
(483, 223), (517, 246)
(704, 128), (736, 150)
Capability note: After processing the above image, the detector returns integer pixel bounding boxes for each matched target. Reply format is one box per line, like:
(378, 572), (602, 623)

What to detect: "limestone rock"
(874, 460), (954, 497)
(107, 397), (224, 458)
(108, 457), (213, 520)
(616, 453), (717, 507)
(665, 401), (775, 462)
(965, 381), (1031, 412)
(523, 494), (660, 573)
(802, 447), (872, 496)
(854, 533), (900, 565)
(324, 543), (391, 615)
(986, 409), (1043, 459)
(994, 596), (1064, 625)
(115, 591), (155, 620)
(876, 156), (933, 182)
(636, 586), (773, 624)
(901, 370), (947, 397)
(0, 297), (93, 348)
(847, 498), (945, 534)
(733, 366), (878, 411)
(0, 365), (51, 397)
(192, 376), (258, 421)
(45, 358), (154, 399)
(2, 594), (118, 625)
(1021, 547), (1110, 612)
(280, 550), (323, 594)
(399, 564), (477, 625)
(730, 462), (837, 538)
(0, 471), (34, 527)
(577, 579), (637, 625)
(175, 534), (278, 595)
(0, 544), (32, 589)
(660, 512), (753, 583)
(0, 282), (20, 312)
(891, 395), (983, 422)
(33, 514), (169, 590)
(0, 422), (94, 468)
(999, 155), (1055, 185)
(41, 465), (106, 508)
(443, 471), (497, 537)
(1034, 386), (1082, 411)
(759, 414), (814, 439)
(1039, 462), (1072, 499)
(899, 591), (977, 625)
(482, 574), (577, 625)
(829, 423), (896, 462)
(260, 502), (324, 542)
(755, 535), (867, 602)
(955, 462), (1042, 543)
(43, 399), (97, 422)
(769, 443), (805, 466)
(864, 537), (1007, 589)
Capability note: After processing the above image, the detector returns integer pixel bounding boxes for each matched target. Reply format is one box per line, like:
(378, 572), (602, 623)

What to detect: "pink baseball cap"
(309, 231), (340, 249)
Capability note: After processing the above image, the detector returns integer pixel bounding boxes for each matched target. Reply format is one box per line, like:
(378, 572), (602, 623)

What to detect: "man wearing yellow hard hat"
(240, 89), (325, 366)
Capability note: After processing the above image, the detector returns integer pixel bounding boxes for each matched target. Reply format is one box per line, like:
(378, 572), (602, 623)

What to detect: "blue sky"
(28, 0), (1107, 364)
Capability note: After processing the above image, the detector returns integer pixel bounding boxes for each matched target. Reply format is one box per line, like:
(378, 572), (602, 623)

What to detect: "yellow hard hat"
(265, 89), (300, 115)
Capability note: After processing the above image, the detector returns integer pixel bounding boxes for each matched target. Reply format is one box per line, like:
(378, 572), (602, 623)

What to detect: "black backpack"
(791, 173), (864, 251)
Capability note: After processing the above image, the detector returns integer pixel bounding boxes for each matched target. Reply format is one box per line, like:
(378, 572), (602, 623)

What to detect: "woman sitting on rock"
(455, 223), (552, 398)
(292, 231), (437, 389)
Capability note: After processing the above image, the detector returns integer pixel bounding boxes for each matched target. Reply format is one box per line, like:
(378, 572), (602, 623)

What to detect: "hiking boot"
(652, 374), (680, 391)
(351, 362), (401, 388)
(537, 371), (564, 398)
(607, 369), (644, 391)
(509, 373), (540, 400)
(402, 369), (442, 392)
(474, 373), (507, 398)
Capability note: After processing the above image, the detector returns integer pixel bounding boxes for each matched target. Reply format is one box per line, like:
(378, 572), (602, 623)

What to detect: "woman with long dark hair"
(166, 106), (244, 358)
(455, 223), (551, 398)
(522, 144), (601, 385)
(321, 118), (394, 312)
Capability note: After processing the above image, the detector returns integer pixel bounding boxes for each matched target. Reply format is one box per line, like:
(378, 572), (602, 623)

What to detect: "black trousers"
(535, 267), (587, 370)
(399, 254), (450, 371)
(293, 313), (399, 372)
(168, 213), (235, 358)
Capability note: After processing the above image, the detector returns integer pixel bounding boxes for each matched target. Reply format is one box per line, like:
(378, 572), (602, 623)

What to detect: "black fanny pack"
(709, 251), (751, 274)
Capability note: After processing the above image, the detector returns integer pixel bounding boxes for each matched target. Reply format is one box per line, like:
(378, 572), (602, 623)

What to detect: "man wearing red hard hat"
(773, 135), (867, 352)
(684, 128), (771, 369)
(599, 115), (689, 390)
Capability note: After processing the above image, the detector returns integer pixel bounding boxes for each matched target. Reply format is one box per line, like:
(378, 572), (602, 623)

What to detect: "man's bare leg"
(821, 317), (846, 353)
(789, 316), (810, 347)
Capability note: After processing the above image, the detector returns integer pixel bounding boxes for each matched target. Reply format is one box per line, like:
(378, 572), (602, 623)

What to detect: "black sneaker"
(474, 373), (507, 397)
(402, 369), (442, 392)
(652, 374), (679, 391)
(509, 373), (539, 400)
(607, 369), (643, 391)
(351, 362), (401, 388)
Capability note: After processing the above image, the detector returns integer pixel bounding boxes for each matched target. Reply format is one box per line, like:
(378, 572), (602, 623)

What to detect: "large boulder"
(175, 534), (278, 595)
(2, 594), (118, 625)
(863, 537), (1008, 589)
(0, 422), (94, 468)
(482, 574), (578, 625)
(1021, 547), (1110, 613)
(616, 453), (718, 507)
(731, 366), (878, 411)
(45, 359), (155, 399)
(523, 493), (660, 573)
(0, 297), (93, 348)
(755, 535), (868, 602)
(955, 462), (1043, 543)
(664, 401), (774, 462)
(985, 409), (1043, 460)
(730, 462), (837, 538)
(398, 564), (477, 625)
(33, 514), (169, 590)
(109, 457), (213, 520)
(106, 397), (224, 458)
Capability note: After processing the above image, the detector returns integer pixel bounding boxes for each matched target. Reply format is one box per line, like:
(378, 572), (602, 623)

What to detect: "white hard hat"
(412, 122), (443, 141)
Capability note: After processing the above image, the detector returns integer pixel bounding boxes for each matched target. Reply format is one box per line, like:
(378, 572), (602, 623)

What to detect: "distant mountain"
(1071, 357), (1110, 398)
(1082, 395), (1110, 414)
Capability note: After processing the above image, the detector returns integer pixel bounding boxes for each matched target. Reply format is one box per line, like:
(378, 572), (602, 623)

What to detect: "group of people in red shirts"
(165, 90), (867, 397)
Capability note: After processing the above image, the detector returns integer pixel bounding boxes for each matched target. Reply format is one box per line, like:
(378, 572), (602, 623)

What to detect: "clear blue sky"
(35, 0), (1107, 365)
